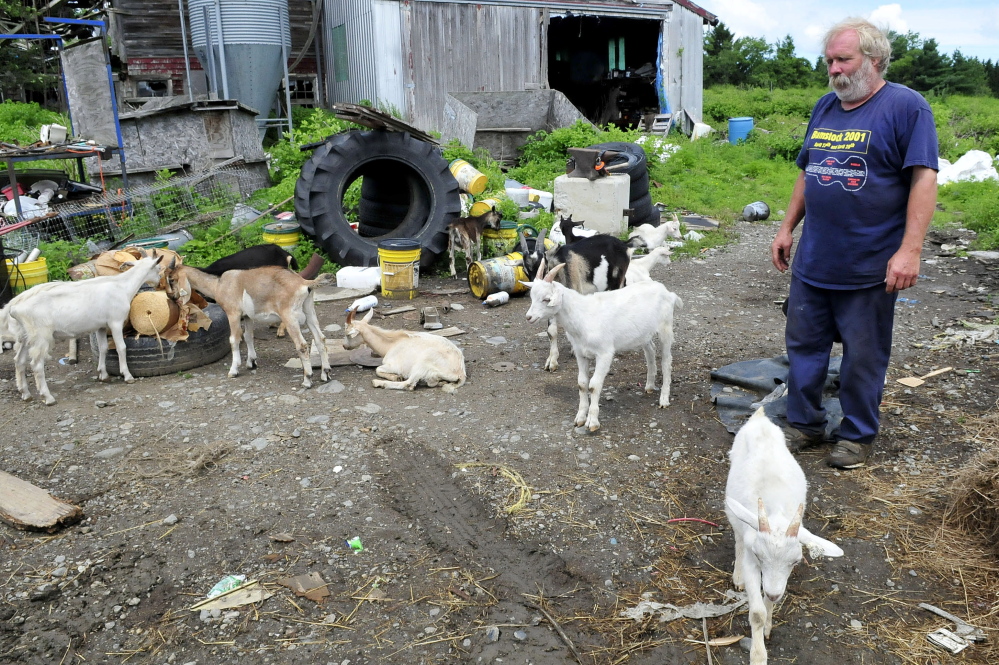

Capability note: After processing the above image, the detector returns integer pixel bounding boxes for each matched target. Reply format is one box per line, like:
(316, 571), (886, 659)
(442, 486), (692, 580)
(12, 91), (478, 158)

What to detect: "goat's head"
(727, 498), (805, 602)
(343, 308), (374, 350)
(522, 263), (565, 324)
(162, 257), (192, 303)
(478, 208), (502, 230)
(519, 228), (548, 278)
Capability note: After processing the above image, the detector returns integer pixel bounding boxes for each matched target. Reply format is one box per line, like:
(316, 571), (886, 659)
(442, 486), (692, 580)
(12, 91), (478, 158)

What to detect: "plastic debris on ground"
(620, 590), (747, 622)
(930, 321), (999, 349)
(937, 150), (999, 185)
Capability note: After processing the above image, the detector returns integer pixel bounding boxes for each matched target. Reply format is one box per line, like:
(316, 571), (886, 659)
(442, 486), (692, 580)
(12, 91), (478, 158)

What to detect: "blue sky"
(695, 1), (999, 64)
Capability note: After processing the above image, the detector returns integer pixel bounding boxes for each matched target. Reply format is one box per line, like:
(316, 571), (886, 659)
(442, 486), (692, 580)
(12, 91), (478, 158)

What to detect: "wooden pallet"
(331, 103), (438, 144)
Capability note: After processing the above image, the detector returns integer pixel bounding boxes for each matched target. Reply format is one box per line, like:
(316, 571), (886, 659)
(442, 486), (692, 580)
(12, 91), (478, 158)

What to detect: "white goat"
(168, 263), (332, 388)
(343, 308), (466, 392)
(624, 247), (672, 285)
(725, 408), (845, 665)
(627, 218), (681, 250)
(524, 263), (681, 431)
(8, 255), (164, 404)
(0, 284), (79, 363)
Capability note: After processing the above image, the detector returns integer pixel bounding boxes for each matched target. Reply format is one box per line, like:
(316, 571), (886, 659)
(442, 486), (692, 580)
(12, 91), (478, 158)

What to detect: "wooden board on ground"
(0, 470), (83, 532)
(277, 572), (330, 602)
(432, 327), (466, 337)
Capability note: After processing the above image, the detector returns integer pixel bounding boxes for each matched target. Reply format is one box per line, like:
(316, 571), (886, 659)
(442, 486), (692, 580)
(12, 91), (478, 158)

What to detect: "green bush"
(936, 179), (999, 248)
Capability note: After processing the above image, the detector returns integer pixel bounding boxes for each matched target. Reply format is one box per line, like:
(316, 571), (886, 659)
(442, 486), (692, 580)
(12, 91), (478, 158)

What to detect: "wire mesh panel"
(0, 165), (269, 250)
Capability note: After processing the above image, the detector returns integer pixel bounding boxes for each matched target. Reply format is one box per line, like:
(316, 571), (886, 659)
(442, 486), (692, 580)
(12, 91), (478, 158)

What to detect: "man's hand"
(885, 246), (921, 292)
(771, 229), (794, 272)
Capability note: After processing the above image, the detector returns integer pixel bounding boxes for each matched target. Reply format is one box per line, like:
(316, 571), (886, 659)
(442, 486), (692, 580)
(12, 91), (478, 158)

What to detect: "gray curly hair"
(823, 17), (892, 75)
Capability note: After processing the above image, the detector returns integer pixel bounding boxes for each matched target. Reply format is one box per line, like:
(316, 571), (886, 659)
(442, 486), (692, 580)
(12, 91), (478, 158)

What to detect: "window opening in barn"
(284, 76), (317, 107)
(548, 15), (661, 129)
(332, 24), (349, 82)
(136, 80), (172, 98)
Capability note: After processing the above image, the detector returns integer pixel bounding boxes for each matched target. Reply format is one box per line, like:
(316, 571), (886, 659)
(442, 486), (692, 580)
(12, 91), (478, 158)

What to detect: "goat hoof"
(228, 371), (239, 378)
(658, 401), (670, 408)
(63, 357), (78, 365)
(20, 394), (32, 402)
(124, 377), (136, 384)
(588, 424), (600, 432)
(544, 363), (558, 372)
(44, 397), (56, 406)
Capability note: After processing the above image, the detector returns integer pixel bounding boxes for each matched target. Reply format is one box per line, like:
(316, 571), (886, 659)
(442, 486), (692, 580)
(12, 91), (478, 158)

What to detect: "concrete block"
(553, 174), (630, 236)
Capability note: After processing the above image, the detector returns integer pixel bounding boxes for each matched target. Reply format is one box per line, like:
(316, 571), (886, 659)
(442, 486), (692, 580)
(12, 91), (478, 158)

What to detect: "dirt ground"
(1, 220), (997, 665)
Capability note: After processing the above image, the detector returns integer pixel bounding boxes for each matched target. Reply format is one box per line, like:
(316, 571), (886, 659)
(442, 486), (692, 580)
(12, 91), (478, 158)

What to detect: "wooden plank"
(432, 327), (466, 337)
(0, 470), (83, 532)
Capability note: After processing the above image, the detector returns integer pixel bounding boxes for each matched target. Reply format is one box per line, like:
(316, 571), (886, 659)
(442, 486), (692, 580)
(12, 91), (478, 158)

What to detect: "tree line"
(704, 22), (999, 97)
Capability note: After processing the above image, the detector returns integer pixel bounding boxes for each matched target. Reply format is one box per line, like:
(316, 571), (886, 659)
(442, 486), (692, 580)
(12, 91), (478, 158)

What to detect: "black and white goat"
(448, 208), (502, 277)
(519, 227), (630, 371)
(549, 214), (597, 245)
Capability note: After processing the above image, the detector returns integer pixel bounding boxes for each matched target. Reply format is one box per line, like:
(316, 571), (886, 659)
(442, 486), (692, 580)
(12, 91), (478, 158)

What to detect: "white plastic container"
(483, 291), (510, 307)
(346, 295), (378, 313)
(335, 266), (382, 290)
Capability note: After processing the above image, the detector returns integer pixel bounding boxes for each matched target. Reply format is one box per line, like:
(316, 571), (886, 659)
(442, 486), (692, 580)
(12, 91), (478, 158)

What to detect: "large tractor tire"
(587, 141), (657, 227)
(295, 131), (460, 268)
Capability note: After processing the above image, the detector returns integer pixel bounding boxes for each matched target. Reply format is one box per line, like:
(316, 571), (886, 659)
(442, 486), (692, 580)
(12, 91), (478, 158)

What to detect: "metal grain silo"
(188, 0), (290, 122)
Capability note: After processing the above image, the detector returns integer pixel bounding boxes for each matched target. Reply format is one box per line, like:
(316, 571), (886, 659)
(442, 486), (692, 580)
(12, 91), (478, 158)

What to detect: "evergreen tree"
(949, 52), (990, 96)
(703, 22), (741, 86)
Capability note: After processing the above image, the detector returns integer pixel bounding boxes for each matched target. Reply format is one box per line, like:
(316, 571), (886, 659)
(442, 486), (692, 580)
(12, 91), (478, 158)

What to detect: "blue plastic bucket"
(728, 117), (754, 145)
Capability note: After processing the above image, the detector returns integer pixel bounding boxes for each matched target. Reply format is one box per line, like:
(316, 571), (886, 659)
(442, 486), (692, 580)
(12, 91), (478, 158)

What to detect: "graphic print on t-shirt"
(803, 127), (871, 191)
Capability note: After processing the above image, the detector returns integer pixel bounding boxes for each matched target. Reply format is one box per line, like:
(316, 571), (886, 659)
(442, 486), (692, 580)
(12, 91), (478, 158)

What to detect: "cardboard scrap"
(270, 532), (295, 543)
(0, 470), (83, 532)
(277, 572), (330, 602)
(189, 581), (271, 611)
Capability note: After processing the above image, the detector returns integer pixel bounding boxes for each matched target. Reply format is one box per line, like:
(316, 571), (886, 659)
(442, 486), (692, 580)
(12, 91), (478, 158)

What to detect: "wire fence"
(0, 165), (270, 255)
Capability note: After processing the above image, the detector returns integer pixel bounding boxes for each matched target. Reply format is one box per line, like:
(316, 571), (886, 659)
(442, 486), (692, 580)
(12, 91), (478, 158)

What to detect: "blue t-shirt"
(793, 82), (939, 289)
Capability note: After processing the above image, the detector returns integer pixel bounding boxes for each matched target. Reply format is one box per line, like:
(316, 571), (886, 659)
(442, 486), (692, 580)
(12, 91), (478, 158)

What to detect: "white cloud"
(867, 4), (908, 33)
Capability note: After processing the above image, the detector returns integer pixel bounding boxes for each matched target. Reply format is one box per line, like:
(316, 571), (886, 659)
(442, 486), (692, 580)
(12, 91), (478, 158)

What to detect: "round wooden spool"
(129, 291), (180, 336)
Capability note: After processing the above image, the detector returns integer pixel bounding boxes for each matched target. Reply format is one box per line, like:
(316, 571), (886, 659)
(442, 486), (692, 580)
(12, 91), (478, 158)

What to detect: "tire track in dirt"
(380, 441), (577, 597)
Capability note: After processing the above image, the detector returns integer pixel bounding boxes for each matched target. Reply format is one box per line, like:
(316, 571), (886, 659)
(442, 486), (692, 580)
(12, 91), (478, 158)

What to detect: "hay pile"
(946, 406), (999, 558)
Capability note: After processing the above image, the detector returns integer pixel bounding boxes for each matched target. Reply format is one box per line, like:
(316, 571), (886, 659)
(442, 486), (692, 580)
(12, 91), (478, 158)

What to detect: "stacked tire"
(294, 131), (461, 267)
(586, 141), (660, 227)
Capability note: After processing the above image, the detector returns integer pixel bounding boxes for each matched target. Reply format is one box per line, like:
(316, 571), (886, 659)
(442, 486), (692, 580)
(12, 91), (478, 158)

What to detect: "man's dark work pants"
(785, 274), (898, 444)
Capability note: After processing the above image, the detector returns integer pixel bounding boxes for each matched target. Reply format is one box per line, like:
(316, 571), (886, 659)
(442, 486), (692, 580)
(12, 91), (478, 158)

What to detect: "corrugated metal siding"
(408, 2), (543, 132)
(372, 0), (406, 113)
(321, 0), (381, 108)
(678, 5), (703, 121)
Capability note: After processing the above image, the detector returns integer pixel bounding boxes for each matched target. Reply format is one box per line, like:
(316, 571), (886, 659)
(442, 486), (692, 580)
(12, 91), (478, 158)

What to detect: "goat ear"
(798, 527), (845, 557)
(786, 503), (804, 538)
(544, 263), (565, 283)
(725, 497), (759, 530)
(757, 498), (771, 534)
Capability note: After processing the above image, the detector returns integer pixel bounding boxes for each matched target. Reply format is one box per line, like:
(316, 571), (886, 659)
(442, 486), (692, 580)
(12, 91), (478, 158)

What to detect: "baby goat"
(168, 262), (331, 387)
(8, 255), (164, 404)
(344, 308), (466, 392)
(725, 408), (845, 665)
(626, 217), (682, 250)
(448, 208), (502, 277)
(520, 227), (631, 372)
(624, 246), (672, 285)
(524, 263), (681, 431)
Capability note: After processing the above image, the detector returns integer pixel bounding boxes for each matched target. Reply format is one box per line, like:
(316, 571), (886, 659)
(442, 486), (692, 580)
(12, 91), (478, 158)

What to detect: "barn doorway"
(547, 15), (662, 128)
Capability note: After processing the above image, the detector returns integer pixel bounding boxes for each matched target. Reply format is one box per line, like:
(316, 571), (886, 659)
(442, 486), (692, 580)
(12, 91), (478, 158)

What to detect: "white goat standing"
(524, 263), (682, 431)
(343, 308), (466, 392)
(624, 246), (672, 285)
(725, 408), (845, 665)
(627, 217), (682, 250)
(8, 255), (164, 405)
(168, 263), (331, 388)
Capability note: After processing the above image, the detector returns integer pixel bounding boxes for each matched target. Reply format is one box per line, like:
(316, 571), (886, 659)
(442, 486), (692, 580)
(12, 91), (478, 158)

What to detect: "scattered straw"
(456, 462), (532, 514)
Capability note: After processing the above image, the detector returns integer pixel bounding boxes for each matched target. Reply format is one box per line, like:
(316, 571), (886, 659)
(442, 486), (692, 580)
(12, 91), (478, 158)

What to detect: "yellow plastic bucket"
(449, 159), (487, 196)
(378, 239), (421, 299)
(262, 221), (301, 251)
(467, 253), (533, 299)
(481, 222), (539, 256)
(469, 197), (503, 217)
(5, 257), (48, 294)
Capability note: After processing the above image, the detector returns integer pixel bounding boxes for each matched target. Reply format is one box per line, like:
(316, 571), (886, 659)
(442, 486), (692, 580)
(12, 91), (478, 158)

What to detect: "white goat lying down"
(168, 262), (332, 388)
(344, 308), (466, 392)
(624, 246), (672, 285)
(524, 263), (682, 431)
(725, 408), (845, 665)
(7, 255), (164, 405)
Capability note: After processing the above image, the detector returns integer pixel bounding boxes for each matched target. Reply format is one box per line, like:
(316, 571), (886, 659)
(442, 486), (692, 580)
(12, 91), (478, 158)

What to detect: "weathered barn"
(320, 0), (717, 133)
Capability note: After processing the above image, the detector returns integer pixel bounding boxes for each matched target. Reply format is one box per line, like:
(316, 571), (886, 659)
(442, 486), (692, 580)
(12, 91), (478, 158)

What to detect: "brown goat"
(448, 208), (502, 277)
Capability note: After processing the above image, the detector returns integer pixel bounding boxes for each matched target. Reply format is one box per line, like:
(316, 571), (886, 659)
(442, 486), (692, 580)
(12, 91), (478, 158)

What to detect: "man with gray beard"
(770, 18), (938, 469)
